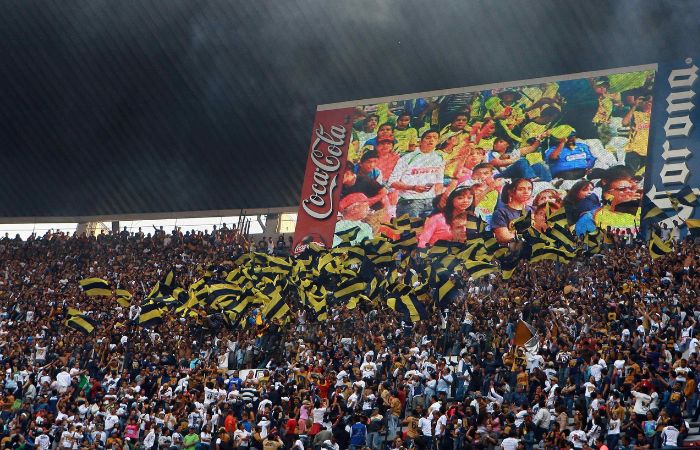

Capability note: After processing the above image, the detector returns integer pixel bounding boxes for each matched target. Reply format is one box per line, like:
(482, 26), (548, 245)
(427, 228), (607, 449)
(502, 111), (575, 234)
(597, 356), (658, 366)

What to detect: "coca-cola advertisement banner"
(293, 108), (355, 254)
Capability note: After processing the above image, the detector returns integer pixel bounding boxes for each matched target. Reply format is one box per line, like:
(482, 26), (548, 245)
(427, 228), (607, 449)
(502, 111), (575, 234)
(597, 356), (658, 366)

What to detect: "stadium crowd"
(0, 223), (697, 450)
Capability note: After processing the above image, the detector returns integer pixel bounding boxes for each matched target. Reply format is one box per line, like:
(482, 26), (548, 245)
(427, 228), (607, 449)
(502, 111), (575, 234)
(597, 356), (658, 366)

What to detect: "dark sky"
(0, 0), (698, 218)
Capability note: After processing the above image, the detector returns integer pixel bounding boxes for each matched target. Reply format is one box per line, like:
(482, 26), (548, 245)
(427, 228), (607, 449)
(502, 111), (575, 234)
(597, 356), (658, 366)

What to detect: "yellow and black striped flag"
(545, 224), (577, 251)
(67, 314), (97, 335)
(509, 211), (532, 234)
(434, 274), (458, 307)
(261, 297), (290, 322)
(499, 257), (519, 281)
(669, 186), (698, 209)
(546, 204), (568, 227)
(79, 278), (112, 297)
(386, 294), (429, 322)
(334, 279), (367, 304)
(394, 231), (418, 250)
(161, 270), (177, 295)
(300, 285), (328, 321)
(335, 227), (361, 245)
(465, 215), (487, 234)
(530, 242), (576, 264)
(67, 307), (84, 316)
(115, 289), (132, 308)
(642, 196), (668, 222)
(583, 230), (602, 255)
(686, 218), (700, 236)
(649, 232), (672, 260)
(137, 302), (164, 327)
(462, 260), (498, 280)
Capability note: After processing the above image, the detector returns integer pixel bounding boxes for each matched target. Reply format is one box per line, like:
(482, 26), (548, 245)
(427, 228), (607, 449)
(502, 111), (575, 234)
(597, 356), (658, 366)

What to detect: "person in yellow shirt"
(438, 113), (473, 179)
(393, 113), (418, 154)
(485, 89), (527, 131)
(520, 82), (561, 120)
(590, 78), (622, 146)
(622, 94), (652, 175)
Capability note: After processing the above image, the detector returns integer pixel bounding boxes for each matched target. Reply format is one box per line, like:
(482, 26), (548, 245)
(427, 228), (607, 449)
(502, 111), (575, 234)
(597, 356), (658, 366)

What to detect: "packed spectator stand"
(0, 225), (698, 450)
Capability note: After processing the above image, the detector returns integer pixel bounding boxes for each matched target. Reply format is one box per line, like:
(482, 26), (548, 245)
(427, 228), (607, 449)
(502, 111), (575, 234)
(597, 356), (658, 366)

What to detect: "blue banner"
(644, 57), (700, 233)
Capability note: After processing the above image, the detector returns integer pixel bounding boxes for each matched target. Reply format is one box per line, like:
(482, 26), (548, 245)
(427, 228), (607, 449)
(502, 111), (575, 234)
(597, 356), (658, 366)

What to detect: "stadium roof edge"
(317, 63), (658, 111)
(0, 206), (298, 224)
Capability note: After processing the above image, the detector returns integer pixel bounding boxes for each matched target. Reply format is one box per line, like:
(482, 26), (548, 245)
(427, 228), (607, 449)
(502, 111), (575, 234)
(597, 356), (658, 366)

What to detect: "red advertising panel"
(292, 107), (355, 253)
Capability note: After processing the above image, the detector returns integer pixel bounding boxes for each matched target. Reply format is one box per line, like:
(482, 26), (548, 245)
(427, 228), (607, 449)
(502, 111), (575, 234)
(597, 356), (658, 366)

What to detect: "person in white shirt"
(501, 431), (519, 450)
(631, 388), (651, 416)
(570, 428), (587, 449)
(660, 424), (680, 447)
(582, 376), (597, 399)
(59, 425), (76, 449)
(34, 429), (51, 450)
(388, 130), (445, 218)
(200, 429), (213, 448)
(143, 426), (156, 449)
(533, 399), (551, 441)
(607, 411), (621, 450)
(686, 332), (699, 359)
(321, 437), (339, 450)
(204, 382), (220, 406)
(434, 410), (447, 440)
(418, 410), (433, 443)
(104, 409), (120, 433)
(360, 355), (377, 380)
(526, 352), (544, 373)
(56, 369), (72, 393)
(233, 424), (250, 445)
(258, 417), (271, 439)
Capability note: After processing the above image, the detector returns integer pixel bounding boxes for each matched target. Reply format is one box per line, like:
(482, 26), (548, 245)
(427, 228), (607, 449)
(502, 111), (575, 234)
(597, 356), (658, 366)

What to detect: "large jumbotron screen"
(293, 60), (700, 253)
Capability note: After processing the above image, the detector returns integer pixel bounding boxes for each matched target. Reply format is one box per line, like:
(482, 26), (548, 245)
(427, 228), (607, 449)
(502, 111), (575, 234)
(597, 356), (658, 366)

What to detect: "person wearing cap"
(333, 193), (374, 247)
(485, 89), (526, 132)
(545, 129), (596, 181)
(388, 129), (445, 218)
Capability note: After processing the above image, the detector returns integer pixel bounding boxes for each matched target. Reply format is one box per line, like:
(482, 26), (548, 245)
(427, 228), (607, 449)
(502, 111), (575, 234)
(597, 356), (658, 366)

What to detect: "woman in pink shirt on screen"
(418, 186), (474, 247)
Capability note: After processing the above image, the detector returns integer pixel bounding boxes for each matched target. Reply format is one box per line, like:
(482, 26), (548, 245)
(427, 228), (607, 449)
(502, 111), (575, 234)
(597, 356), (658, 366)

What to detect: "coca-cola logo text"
(301, 124), (347, 220)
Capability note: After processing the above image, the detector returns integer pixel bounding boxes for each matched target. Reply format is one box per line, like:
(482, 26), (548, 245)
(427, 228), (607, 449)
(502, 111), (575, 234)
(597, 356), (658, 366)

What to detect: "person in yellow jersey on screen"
(437, 113), (472, 180)
(485, 89), (527, 132)
(574, 166), (641, 236)
(468, 163), (504, 227)
(622, 94), (652, 175)
(393, 113), (418, 154)
(349, 114), (379, 163)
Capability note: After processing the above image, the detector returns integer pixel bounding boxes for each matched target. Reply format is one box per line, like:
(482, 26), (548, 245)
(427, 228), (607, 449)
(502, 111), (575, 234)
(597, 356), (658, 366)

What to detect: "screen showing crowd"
(335, 69), (655, 247)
